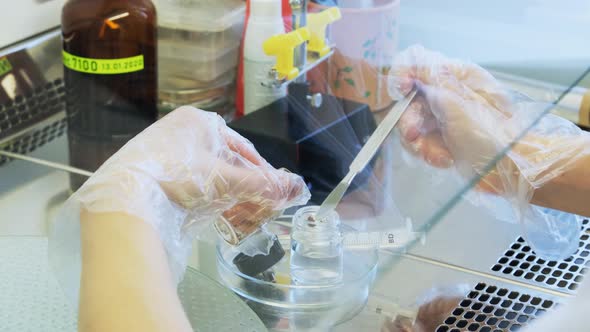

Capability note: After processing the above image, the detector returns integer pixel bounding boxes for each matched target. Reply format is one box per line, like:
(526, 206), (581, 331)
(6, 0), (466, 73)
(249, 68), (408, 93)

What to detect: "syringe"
(342, 228), (423, 250)
(278, 227), (424, 250)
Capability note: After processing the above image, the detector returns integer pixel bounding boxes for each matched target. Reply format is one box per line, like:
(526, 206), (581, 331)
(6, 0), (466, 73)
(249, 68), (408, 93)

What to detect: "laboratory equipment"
(230, 2), (378, 204)
(308, 0), (400, 112)
(217, 218), (379, 331)
(216, 6), (394, 321)
(315, 88), (416, 220)
(290, 206), (344, 285)
(155, 0), (245, 119)
(243, 0), (288, 114)
(229, 90), (375, 204)
(62, 0), (158, 190)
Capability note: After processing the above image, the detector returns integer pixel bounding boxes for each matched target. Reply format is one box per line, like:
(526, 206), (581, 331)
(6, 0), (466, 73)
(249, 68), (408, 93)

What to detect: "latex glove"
(390, 45), (515, 184)
(50, 106), (310, 301)
(390, 45), (588, 193)
(388, 45), (588, 260)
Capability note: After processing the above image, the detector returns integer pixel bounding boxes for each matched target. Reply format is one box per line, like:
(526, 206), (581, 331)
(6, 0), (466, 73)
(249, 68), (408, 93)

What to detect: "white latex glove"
(391, 45), (590, 193)
(50, 106), (310, 302)
(390, 45), (516, 187)
(389, 45), (588, 260)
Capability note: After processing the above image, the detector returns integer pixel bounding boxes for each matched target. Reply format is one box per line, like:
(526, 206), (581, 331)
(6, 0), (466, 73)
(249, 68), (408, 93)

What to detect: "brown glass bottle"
(62, 0), (157, 190)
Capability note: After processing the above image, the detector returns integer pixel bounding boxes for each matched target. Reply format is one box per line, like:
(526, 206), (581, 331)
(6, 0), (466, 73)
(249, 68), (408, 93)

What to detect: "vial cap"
(232, 237), (285, 277)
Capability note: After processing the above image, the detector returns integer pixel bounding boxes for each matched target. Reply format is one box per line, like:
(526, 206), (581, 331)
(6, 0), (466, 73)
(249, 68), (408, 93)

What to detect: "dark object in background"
(229, 83), (376, 203)
(62, 0), (158, 190)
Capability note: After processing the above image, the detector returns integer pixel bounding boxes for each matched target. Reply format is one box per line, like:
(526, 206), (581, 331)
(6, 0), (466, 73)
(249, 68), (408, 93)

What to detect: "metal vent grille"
(0, 79), (66, 166)
(436, 283), (556, 332)
(492, 219), (590, 293)
(0, 119), (66, 166)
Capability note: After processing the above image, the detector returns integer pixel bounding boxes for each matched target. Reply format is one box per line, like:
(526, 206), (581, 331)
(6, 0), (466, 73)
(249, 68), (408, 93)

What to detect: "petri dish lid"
(155, 0), (246, 32)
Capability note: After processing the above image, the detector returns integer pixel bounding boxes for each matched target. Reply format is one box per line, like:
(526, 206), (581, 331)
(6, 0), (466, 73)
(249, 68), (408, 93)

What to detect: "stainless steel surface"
(435, 282), (557, 332)
(0, 29), (66, 169)
(491, 221), (590, 294)
(0, 29), (62, 82)
(0, 80), (66, 164)
(365, 251), (565, 332)
(316, 89), (417, 220)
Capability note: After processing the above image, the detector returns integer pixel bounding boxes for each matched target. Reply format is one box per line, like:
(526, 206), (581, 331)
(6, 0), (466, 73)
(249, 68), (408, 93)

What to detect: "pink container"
(308, 0), (400, 111)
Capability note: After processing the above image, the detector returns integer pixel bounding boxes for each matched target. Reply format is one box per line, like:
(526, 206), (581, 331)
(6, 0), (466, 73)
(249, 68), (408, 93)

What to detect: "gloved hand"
(389, 45), (588, 260)
(391, 45), (590, 192)
(50, 106), (310, 301)
(390, 45), (518, 189)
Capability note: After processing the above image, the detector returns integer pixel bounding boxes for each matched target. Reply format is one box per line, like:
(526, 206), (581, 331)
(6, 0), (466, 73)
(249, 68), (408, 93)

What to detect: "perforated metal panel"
(491, 219), (590, 293)
(0, 79), (66, 166)
(0, 119), (66, 166)
(435, 283), (557, 332)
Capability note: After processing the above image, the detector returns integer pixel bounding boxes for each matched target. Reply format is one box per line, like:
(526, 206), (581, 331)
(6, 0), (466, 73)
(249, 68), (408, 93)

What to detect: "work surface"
(0, 137), (581, 331)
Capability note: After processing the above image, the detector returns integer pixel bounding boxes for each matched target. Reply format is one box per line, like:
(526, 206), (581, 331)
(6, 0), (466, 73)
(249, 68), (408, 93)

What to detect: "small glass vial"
(290, 206), (343, 285)
(214, 201), (279, 245)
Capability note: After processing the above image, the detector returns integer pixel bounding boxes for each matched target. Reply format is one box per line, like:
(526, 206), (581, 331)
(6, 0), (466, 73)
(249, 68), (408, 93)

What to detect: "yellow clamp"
(263, 27), (311, 81)
(307, 7), (342, 57)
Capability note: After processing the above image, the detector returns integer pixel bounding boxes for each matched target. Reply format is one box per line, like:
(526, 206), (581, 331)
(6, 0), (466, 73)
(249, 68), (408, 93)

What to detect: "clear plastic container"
(158, 36), (240, 85)
(154, 0), (245, 110)
(158, 74), (235, 119)
(217, 220), (379, 331)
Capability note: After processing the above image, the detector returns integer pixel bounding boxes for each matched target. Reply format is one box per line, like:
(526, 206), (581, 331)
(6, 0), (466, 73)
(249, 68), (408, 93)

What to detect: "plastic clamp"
(263, 27), (311, 81)
(307, 7), (342, 57)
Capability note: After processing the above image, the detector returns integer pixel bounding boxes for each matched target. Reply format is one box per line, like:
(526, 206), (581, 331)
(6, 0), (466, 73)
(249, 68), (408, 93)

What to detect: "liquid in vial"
(290, 206), (343, 285)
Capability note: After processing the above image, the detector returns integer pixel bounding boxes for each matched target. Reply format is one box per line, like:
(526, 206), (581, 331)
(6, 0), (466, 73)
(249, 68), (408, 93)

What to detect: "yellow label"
(0, 57), (12, 76)
(62, 50), (144, 75)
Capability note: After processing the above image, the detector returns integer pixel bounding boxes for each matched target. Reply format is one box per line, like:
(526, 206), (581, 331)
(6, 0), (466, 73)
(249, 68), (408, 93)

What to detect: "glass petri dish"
(216, 221), (379, 331)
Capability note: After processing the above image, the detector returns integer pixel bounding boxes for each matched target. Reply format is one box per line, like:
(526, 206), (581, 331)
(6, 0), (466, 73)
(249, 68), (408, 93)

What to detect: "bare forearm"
(79, 211), (192, 332)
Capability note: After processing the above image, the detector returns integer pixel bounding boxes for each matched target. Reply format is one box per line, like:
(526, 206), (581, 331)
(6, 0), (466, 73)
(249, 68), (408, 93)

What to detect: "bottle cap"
(232, 236), (285, 277)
